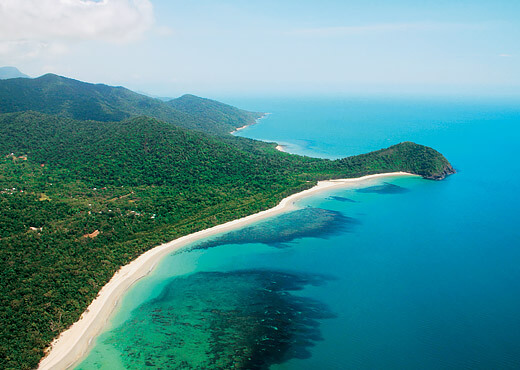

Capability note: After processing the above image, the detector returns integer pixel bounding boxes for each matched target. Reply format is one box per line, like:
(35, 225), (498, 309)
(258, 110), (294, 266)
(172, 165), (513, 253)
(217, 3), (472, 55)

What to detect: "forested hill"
(168, 94), (262, 133)
(0, 74), (262, 135)
(0, 76), (453, 369)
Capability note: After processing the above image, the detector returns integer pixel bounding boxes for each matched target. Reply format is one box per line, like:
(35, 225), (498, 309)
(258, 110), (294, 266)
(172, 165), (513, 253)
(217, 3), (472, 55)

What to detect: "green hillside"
(168, 94), (263, 134)
(0, 75), (258, 135)
(0, 75), (454, 369)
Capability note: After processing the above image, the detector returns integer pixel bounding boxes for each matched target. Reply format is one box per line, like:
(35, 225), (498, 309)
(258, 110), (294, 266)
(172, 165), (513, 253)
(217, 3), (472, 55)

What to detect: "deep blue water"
(78, 96), (520, 369)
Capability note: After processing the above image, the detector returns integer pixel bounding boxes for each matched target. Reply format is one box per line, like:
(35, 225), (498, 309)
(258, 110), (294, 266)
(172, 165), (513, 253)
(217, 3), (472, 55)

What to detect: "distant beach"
(38, 172), (416, 370)
(230, 113), (270, 134)
(276, 144), (287, 152)
(229, 124), (249, 134)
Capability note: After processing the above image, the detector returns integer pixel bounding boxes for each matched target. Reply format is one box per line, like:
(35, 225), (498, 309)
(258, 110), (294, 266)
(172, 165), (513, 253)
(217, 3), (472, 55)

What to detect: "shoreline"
(275, 144), (288, 152)
(38, 171), (418, 370)
(230, 113), (270, 134)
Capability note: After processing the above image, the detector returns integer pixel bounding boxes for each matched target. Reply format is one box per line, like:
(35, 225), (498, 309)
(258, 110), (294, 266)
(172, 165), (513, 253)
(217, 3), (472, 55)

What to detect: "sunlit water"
(77, 96), (520, 369)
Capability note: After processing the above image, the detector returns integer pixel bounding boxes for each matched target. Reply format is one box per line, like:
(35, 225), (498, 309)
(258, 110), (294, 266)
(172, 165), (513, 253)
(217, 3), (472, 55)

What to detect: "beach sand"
(38, 172), (417, 370)
(229, 124), (249, 134)
(230, 113), (270, 134)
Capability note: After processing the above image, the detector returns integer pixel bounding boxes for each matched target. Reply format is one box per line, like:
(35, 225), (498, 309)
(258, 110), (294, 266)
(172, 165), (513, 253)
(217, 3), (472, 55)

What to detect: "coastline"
(276, 144), (287, 152)
(230, 113), (270, 134)
(38, 171), (418, 370)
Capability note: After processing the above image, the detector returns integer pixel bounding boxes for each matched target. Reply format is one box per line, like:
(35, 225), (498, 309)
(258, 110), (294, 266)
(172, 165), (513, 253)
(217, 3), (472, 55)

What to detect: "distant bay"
(77, 96), (520, 369)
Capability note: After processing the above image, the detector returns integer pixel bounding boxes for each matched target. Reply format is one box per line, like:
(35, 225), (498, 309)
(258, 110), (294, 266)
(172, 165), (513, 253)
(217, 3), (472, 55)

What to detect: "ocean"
(76, 96), (520, 369)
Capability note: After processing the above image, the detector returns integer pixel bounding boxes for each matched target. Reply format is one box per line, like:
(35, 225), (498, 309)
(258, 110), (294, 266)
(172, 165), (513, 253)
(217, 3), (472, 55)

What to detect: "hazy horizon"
(1, 0), (519, 98)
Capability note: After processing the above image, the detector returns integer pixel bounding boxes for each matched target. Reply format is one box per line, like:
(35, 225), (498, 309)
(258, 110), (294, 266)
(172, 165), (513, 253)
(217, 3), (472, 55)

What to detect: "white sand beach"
(230, 113), (270, 134)
(38, 172), (417, 370)
(229, 124), (249, 134)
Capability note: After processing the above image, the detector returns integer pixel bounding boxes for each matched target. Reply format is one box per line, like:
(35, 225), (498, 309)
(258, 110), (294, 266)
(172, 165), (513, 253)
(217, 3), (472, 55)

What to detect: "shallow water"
(77, 96), (520, 369)
(191, 207), (358, 250)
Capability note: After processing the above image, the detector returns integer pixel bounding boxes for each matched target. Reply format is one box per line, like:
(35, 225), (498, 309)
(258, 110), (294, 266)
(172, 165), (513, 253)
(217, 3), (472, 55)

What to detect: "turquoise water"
(78, 96), (520, 369)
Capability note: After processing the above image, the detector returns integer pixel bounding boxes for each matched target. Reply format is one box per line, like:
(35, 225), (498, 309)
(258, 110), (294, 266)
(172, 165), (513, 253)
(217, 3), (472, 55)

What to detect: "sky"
(0, 0), (519, 98)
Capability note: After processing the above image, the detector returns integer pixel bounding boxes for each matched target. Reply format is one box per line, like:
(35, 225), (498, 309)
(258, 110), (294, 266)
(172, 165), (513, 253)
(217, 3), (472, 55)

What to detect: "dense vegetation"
(0, 75), (261, 135)
(168, 94), (262, 134)
(0, 75), (453, 369)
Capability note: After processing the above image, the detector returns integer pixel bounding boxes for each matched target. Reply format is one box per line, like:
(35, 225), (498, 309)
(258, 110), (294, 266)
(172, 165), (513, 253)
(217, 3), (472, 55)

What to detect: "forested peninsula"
(0, 74), (454, 369)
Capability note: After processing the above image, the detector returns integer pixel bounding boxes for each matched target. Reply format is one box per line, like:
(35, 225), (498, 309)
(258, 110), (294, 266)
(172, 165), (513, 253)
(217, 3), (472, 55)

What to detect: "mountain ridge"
(0, 73), (261, 135)
(0, 66), (30, 80)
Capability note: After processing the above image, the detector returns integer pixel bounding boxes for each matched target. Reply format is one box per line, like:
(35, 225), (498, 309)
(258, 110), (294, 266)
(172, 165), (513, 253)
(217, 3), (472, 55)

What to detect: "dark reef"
(356, 182), (409, 194)
(327, 196), (357, 203)
(102, 270), (335, 370)
(191, 207), (358, 250)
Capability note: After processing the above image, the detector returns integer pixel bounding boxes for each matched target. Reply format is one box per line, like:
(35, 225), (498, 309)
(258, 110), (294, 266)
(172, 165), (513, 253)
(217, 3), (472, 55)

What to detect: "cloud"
(0, 0), (154, 44)
(0, 40), (68, 60)
(499, 53), (512, 57)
